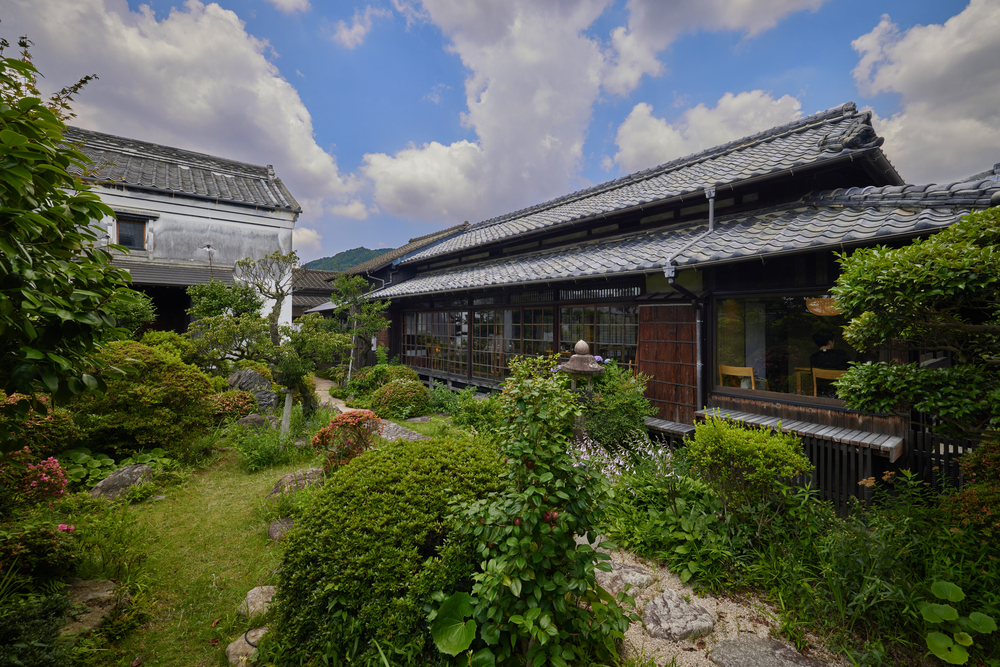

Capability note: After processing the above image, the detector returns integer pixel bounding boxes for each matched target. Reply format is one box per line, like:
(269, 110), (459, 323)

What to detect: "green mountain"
(304, 247), (394, 272)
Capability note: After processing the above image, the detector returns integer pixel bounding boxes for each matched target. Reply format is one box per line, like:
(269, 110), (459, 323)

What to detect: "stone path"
(311, 375), (427, 442)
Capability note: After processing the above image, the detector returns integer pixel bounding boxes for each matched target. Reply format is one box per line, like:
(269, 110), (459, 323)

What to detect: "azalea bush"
(311, 410), (381, 473)
(369, 379), (429, 419)
(206, 390), (258, 424)
(0, 393), (81, 459)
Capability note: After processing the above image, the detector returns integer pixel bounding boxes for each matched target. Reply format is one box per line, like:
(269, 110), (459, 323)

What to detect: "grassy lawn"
(114, 451), (322, 667)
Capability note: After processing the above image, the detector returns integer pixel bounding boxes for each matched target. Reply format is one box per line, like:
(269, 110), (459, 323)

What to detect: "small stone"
(89, 464), (152, 500)
(596, 562), (656, 595)
(268, 518), (294, 541)
(406, 416), (432, 423)
(238, 586), (276, 619)
(267, 468), (324, 499)
(237, 414), (271, 431)
(226, 626), (267, 666)
(643, 590), (715, 641)
(151, 495), (166, 500)
(709, 637), (826, 667)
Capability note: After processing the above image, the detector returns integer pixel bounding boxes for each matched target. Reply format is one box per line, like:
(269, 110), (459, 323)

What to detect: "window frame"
(116, 217), (147, 251)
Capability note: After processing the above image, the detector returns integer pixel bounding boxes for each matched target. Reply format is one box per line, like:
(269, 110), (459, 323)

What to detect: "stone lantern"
(559, 340), (604, 392)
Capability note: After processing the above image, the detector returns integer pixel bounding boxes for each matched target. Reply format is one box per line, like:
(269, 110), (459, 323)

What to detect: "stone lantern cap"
(559, 340), (605, 375)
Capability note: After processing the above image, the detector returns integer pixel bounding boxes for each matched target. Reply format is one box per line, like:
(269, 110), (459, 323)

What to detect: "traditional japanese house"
(361, 103), (999, 507)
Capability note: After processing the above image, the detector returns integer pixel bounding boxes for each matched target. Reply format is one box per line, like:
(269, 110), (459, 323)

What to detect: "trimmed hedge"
(270, 436), (505, 662)
(347, 364), (419, 399)
(369, 378), (429, 419)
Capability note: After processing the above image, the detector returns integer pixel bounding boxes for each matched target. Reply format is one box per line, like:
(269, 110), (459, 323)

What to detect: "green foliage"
(428, 384), (459, 414)
(445, 355), (636, 667)
(370, 379), (430, 419)
(206, 390), (258, 424)
(450, 390), (504, 436)
(0, 393), (81, 459)
(0, 593), (71, 667)
(105, 288), (156, 340)
(941, 441), (1000, 529)
(234, 358), (273, 381)
(303, 247), (394, 272)
(184, 314), (273, 374)
(186, 279), (263, 320)
(0, 517), (77, 581)
(582, 360), (656, 456)
(235, 250), (299, 347)
(686, 414), (813, 513)
(229, 423), (299, 473)
(139, 330), (196, 364)
(74, 503), (149, 585)
(832, 207), (1000, 438)
(0, 38), (133, 444)
(310, 409), (380, 473)
(348, 363), (420, 400)
(71, 341), (213, 455)
(921, 581), (996, 664)
(270, 436), (505, 664)
(60, 448), (116, 487)
(331, 273), (391, 345)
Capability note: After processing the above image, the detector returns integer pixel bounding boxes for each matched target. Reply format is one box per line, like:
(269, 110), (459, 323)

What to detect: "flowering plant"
(22, 457), (68, 501)
(311, 410), (381, 473)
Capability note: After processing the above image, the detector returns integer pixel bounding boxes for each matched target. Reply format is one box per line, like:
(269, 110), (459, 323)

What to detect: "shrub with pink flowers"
(21, 457), (68, 502)
(310, 410), (381, 473)
(206, 390), (258, 424)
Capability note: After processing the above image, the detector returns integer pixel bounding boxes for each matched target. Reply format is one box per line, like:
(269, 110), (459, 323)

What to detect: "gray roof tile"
(64, 126), (300, 212)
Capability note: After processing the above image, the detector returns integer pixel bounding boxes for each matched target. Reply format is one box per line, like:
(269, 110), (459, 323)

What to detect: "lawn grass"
(383, 414), (468, 439)
(112, 450), (323, 667)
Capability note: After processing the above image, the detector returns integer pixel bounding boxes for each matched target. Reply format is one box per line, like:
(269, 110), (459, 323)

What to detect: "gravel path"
(378, 420), (428, 442)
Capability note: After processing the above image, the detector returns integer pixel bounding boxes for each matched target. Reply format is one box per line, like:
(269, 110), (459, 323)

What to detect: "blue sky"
(5, 0), (997, 262)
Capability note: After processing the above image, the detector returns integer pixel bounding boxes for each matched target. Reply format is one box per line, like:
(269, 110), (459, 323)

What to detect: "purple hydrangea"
(550, 367), (559, 373)
(593, 356), (603, 362)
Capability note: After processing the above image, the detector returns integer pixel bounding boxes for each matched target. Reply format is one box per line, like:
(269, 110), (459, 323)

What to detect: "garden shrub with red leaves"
(207, 390), (258, 424)
(941, 440), (1000, 528)
(311, 410), (380, 473)
(0, 392), (82, 459)
(369, 378), (429, 419)
(0, 519), (77, 580)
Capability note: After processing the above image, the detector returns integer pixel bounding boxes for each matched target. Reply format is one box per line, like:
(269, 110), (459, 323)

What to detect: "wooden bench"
(694, 409), (904, 462)
(644, 417), (697, 440)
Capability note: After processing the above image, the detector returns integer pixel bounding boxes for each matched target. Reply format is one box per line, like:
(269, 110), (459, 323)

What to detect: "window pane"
(118, 220), (145, 249)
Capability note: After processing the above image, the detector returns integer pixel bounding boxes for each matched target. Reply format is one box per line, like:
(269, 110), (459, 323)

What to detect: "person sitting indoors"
(809, 330), (849, 397)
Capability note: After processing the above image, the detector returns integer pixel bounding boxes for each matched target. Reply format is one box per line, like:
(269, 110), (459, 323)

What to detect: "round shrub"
(139, 329), (196, 364)
(346, 364), (420, 400)
(207, 390), (258, 424)
(386, 365), (419, 384)
(369, 378), (429, 418)
(72, 341), (213, 455)
(310, 409), (381, 473)
(270, 436), (505, 662)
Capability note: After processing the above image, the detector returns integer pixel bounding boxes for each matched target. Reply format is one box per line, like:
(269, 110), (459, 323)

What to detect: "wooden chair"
(718, 365), (756, 389)
(812, 368), (847, 396)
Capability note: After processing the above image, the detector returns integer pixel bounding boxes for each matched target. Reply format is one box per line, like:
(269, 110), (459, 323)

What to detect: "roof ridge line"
(468, 102), (859, 231)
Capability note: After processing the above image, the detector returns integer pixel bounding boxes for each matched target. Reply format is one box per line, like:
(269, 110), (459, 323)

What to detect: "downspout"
(661, 186), (716, 415)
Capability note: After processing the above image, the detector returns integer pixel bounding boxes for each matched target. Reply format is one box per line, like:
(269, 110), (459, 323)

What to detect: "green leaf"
(932, 581), (966, 603)
(430, 592), (476, 657)
(470, 648), (495, 667)
(0, 129), (27, 147)
(954, 632), (973, 647)
(922, 604), (960, 624)
(968, 612), (998, 634)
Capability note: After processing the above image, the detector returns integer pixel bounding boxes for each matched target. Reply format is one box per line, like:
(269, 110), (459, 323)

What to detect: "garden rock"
(268, 518), (294, 541)
(709, 637), (826, 667)
(226, 626), (267, 666)
(267, 468), (324, 499)
(89, 464), (151, 500)
(643, 590), (715, 641)
(595, 562), (655, 596)
(62, 578), (117, 635)
(228, 369), (279, 410)
(406, 415), (432, 423)
(238, 586), (276, 619)
(237, 414), (272, 431)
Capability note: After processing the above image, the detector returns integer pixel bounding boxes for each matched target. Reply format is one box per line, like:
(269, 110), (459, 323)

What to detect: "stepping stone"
(643, 590), (714, 641)
(596, 562), (655, 595)
(709, 637), (825, 666)
(268, 518), (294, 541)
(406, 416), (432, 422)
(226, 626), (267, 666)
(238, 586), (276, 619)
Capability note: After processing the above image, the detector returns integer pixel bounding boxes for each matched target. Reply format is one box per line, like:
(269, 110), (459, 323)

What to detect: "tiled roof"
(64, 126), (301, 213)
(401, 103), (897, 265)
(366, 169), (1000, 300)
(293, 294), (334, 309)
(292, 268), (339, 291)
(343, 222), (470, 275)
(112, 258), (234, 286)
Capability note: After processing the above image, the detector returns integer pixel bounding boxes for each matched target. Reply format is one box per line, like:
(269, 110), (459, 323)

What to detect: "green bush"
(369, 379), (429, 419)
(310, 409), (381, 473)
(208, 375), (229, 393)
(347, 364), (419, 400)
(206, 390), (258, 424)
(686, 414), (813, 513)
(450, 389), (504, 435)
(942, 441), (1000, 529)
(428, 384), (458, 414)
(0, 518), (77, 581)
(269, 436), (505, 664)
(139, 330), (196, 364)
(235, 359), (273, 382)
(0, 594), (71, 667)
(583, 359), (656, 456)
(0, 393), (81, 460)
(71, 341), (213, 457)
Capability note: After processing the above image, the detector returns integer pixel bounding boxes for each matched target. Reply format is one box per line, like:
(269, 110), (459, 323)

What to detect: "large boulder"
(226, 626), (267, 666)
(709, 637), (826, 667)
(267, 468), (324, 499)
(61, 578), (118, 636)
(228, 369), (278, 410)
(643, 590), (715, 641)
(89, 464), (151, 500)
(238, 586), (276, 619)
(595, 562), (656, 596)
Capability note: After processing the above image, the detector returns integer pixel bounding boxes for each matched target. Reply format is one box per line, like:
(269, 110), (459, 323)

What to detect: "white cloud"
(330, 5), (391, 49)
(3, 0), (364, 228)
(362, 0), (610, 223)
(424, 83), (450, 105)
(603, 0), (827, 96)
(266, 0), (310, 15)
(613, 91), (802, 173)
(327, 201), (371, 220)
(293, 227), (323, 252)
(852, 1), (1000, 183)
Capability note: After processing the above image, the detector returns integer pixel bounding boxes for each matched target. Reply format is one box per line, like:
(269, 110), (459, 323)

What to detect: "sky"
(3, 0), (999, 263)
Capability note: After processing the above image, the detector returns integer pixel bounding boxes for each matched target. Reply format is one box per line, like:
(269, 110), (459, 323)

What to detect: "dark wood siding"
(639, 304), (698, 423)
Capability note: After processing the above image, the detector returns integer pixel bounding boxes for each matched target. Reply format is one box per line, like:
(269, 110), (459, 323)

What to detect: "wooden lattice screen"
(638, 304), (698, 423)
